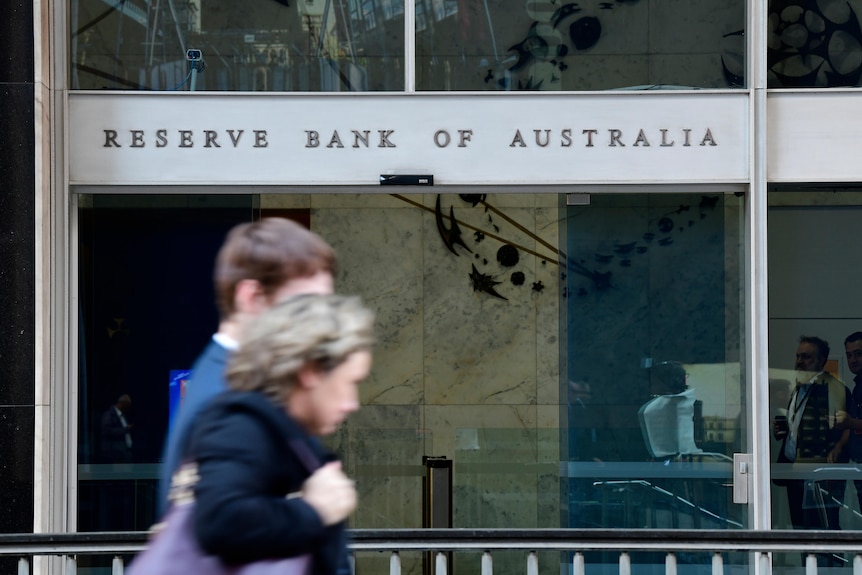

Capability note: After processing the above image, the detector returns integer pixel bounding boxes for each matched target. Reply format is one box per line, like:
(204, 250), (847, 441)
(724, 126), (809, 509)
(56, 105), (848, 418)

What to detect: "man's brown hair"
(213, 218), (336, 319)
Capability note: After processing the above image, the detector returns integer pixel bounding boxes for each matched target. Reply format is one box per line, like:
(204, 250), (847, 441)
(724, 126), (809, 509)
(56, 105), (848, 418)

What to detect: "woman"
(180, 294), (374, 575)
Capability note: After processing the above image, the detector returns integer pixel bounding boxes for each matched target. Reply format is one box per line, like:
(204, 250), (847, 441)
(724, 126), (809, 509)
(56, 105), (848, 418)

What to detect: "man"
(773, 336), (850, 538)
(831, 331), (862, 513)
(100, 394), (133, 463)
(158, 217), (336, 514)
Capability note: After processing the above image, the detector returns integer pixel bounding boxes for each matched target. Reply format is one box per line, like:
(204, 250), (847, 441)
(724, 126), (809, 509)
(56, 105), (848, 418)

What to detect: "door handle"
(733, 453), (751, 504)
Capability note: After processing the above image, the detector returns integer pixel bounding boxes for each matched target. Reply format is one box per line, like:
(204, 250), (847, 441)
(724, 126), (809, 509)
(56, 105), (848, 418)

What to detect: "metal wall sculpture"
(404, 193), (724, 302)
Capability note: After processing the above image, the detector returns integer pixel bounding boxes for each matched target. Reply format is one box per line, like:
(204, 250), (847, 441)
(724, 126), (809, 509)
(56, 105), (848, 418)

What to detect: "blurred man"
(158, 218), (337, 514)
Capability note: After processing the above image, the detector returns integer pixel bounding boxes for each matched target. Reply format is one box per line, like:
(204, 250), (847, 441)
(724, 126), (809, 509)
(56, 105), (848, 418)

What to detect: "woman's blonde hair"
(226, 294), (375, 404)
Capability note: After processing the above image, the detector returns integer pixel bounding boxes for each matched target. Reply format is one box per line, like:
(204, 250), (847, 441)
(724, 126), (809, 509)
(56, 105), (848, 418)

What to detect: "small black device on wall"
(379, 175), (434, 186)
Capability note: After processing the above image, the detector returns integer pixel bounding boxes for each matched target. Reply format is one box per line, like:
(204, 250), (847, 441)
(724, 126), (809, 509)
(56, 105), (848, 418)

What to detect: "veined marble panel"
(535, 206), (562, 406)
(422, 203), (543, 405)
(433, 408), (558, 528)
(308, 192), (566, 529)
(260, 194), (312, 209)
(424, 404), (538, 461)
(332, 405), (424, 528)
(315, 199), (425, 405)
(312, 193), (411, 210)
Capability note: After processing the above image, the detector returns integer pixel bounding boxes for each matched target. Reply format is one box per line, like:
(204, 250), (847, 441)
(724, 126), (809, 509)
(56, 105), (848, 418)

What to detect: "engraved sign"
(69, 93), (749, 186)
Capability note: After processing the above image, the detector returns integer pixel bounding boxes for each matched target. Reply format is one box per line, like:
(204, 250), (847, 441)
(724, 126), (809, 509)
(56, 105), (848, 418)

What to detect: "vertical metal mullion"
(404, 0), (415, 91)
(748, 0), (771, 544)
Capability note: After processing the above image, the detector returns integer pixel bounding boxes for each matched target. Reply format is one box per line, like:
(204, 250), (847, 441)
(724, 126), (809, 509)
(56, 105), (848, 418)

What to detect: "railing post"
(390, 551), (401, 575)
(17, 557), (29, 575)
(805, 553), (818, 575)
(435, 551), (448, 575)
(66, 555), (77, 574)
(527, 551), (538, 575)
(113, 555), (125, 574)
(711, 552), (723, 575)
(620, 552), (631, 575)
(665, 552), (676, 575)
(481, 551), (492, 575)
(757, 551), (772, 575)
(572, 552), (584, 575)
(855, 554), (862, 575)
(712, 551), (724, 575)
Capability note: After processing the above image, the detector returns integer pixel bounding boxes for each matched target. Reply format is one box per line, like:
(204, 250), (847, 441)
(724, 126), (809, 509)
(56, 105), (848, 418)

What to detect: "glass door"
(562, 192), (747, 538)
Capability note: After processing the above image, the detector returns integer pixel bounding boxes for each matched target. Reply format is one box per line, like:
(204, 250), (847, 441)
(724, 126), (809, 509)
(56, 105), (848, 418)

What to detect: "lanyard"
(787, 382), (815, 439)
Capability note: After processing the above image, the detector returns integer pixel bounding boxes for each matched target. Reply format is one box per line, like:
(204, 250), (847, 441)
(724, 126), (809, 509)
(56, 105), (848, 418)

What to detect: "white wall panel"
(769, 91), (862, 183)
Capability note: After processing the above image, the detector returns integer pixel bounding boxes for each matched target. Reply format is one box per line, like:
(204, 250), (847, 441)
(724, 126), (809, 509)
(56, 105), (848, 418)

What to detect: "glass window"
(70, 0), (404, 90)
(562, 193), (746, 534)
(768, 187), (862, 567)
(69, 0), (754, 91)
(767, 0), (862, 88)
(77, 192), (567, 536)
(416, 0), (747, 90)
(77, 190), (747, 575)
(77, 194), (258, 535)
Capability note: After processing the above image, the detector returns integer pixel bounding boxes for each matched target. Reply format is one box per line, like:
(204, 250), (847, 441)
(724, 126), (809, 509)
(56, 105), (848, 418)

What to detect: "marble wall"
(263, 192), (564, 536)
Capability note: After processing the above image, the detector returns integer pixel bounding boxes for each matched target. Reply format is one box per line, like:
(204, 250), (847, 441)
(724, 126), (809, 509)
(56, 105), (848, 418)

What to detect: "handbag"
(128, 434), (323, 575)
(125, 497), (311, 575)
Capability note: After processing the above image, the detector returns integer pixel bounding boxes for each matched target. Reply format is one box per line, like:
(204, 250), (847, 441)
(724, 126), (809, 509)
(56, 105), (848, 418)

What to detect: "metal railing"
(4, 529), (862, 575)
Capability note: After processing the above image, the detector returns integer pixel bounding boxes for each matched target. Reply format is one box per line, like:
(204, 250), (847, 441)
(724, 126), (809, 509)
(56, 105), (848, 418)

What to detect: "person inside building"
(100, 393), (134, 463)
(98, 393), (136, 531)
(649, 360), (689, 397)
(829, 331), (862, 514)
(158, 217), (337, 515)
(176, 294), (374, 575)
(638, 361), (702, 460)
(773, 335), (850, 557)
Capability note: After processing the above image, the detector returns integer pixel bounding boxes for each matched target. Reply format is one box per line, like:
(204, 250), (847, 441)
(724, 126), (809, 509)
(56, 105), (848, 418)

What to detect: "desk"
(563, 460), (738, 529)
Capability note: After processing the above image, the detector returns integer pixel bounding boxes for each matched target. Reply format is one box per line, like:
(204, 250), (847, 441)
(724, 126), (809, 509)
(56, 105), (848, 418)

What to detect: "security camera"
(186, 49), (202, 62)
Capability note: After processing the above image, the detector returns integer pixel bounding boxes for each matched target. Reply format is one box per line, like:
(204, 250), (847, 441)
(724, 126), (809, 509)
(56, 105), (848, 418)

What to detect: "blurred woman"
(177, 294), (374, 575)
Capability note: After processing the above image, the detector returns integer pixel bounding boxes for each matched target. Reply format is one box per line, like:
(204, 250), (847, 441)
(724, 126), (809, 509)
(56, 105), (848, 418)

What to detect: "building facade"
(9, 0), (862, 573)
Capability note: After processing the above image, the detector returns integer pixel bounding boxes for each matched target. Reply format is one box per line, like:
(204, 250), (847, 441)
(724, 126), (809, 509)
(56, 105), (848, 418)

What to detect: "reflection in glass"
(70, 0), (404, 90)
(767, 0), (862, 88)
(77, 194), (256, 535)
(416, 0), (746, 90)
(768, 189), (862, 567)
(563, 193), (746, 533)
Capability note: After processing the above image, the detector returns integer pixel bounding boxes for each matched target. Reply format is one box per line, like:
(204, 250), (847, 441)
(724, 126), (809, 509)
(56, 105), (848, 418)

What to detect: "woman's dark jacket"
(185, 390), (350, 575)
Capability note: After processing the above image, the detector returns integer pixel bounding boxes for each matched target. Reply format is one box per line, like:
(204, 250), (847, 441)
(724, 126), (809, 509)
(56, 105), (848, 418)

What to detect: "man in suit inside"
(773, 336), (851, 544)
(100, 393), (133, 463)
(98, 393), (136, 531)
